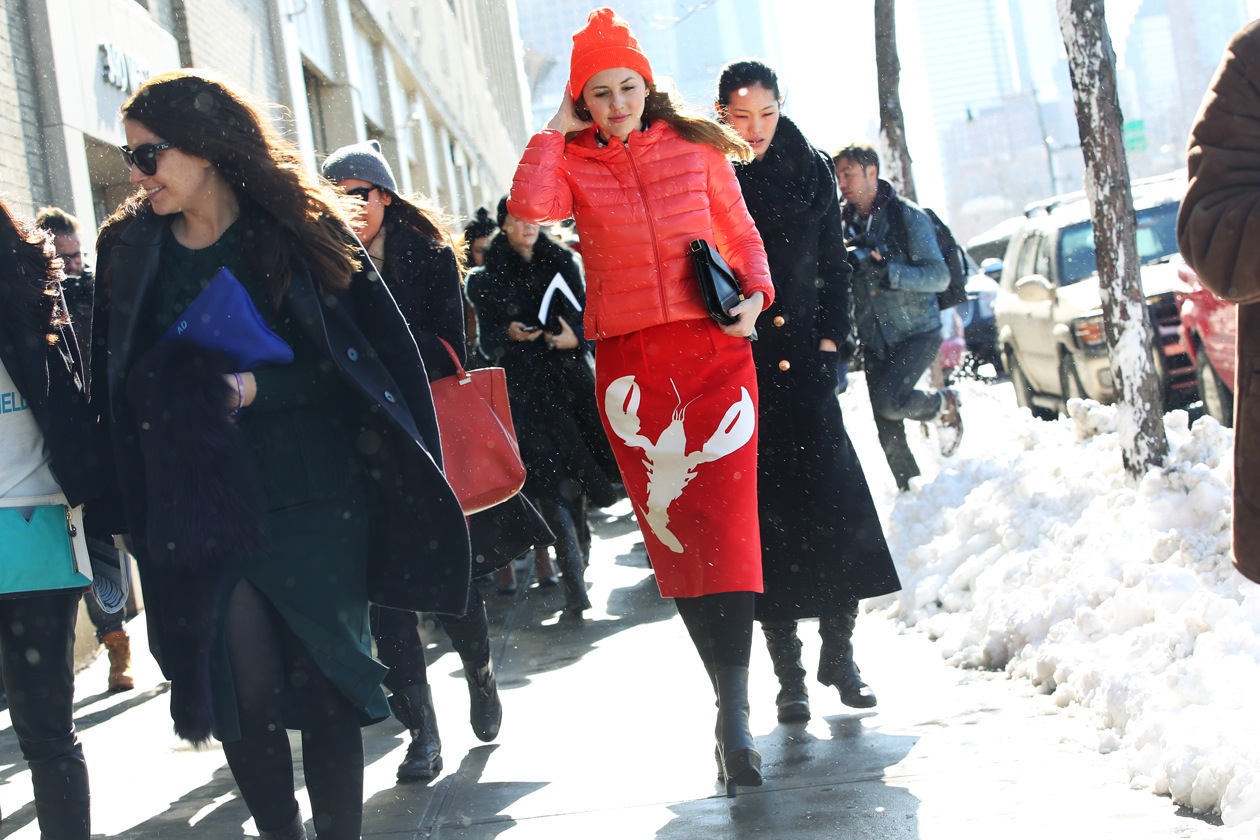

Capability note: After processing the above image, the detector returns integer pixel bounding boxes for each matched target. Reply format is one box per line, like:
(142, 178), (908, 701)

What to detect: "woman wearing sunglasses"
(715, 60), (901, 723)
(94, 70), (470, 840)
(321, 141), (552, 784)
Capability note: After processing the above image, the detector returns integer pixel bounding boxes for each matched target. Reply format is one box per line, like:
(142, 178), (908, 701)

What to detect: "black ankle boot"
(389, 684), (443, 782)
(818, 607), (877, 708)
(258, 807), (308, 840)
(714, 666), (763, 798)
(762, 621), (810, 723)
(463, 658), (502, 742)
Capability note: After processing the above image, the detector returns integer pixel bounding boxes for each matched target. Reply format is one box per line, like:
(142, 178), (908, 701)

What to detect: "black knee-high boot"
(258, 807), (308, 840)
(389, 685), (443, 782)
(762, 620), (810, 722)
(714, 666), (762, 797)
(547, 503), (591, 616)
(818, 602), (876, 708)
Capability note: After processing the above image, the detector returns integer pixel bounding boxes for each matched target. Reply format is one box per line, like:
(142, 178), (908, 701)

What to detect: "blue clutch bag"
(161, 267), (294, 370)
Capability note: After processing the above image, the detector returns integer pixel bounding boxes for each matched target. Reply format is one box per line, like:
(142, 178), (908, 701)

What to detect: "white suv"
(994, 176), (1196, 418)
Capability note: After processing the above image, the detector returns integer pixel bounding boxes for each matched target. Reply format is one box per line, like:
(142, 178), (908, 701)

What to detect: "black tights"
(674, 591), (755, 678)
(220, 581), (364, 840)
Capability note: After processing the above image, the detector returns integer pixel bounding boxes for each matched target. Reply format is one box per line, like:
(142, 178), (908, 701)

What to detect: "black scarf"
(841, 178), (898, 230)
(735, 116), (836, 235)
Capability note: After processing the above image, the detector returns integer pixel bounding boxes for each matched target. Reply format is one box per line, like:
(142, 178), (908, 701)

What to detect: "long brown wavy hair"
(577, 80), (752, 162)
(0, 198), (66, 345)
(99, 69), (360, 308)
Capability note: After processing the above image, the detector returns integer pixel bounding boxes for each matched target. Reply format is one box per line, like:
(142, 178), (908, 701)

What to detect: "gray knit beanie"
(321, 139), (398, 194)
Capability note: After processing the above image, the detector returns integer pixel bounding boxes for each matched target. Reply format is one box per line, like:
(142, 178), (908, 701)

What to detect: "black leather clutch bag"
(689, 239), (743, 326)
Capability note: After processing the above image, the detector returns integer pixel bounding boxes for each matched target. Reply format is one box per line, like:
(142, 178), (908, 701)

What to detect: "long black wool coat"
(737, 116), (901, 620)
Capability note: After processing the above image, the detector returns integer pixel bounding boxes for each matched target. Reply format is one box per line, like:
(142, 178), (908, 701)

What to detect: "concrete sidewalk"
(0, 502), (1227, 838)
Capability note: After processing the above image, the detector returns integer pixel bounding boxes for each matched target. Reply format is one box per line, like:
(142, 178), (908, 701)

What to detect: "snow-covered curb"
(841, 376), (1258, 831)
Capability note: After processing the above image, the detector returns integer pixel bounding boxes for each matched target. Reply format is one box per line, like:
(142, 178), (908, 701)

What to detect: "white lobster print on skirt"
(595, 319), (764, 598)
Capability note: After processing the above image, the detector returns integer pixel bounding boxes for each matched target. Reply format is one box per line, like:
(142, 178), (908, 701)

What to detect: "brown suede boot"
(102, 629), (135, 692)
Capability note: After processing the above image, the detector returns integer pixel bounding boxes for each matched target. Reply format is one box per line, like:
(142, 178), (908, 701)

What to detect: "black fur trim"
(127, 339), (269, 567)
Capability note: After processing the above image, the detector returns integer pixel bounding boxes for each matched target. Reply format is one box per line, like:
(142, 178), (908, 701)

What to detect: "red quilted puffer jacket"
(508, 121), (773, 340)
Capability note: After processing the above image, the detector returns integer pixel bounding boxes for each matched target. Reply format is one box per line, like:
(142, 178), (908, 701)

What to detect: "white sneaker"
(936, 389), (963, 457)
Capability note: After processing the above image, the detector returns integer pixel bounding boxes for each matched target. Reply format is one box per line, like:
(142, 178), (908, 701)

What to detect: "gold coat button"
(778, 359), (791, 372)
(773, 316), (785, 327)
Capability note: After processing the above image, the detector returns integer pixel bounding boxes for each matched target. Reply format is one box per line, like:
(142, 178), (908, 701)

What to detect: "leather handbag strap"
(437, 337), (471, 383)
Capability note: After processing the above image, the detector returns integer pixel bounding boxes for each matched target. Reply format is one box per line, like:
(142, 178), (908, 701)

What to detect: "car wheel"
(1007, 349), (1055, 421)
(1196, 344), (1234, 428)
(1058, 352), (1085, 414)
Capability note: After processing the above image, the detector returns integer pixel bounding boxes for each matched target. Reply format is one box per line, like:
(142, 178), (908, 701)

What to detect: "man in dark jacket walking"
(835, 143), (963, 491)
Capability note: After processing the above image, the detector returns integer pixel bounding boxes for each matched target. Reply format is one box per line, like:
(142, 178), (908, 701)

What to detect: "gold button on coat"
(773, 316), (785, 327)
(778, 360), (791, 371)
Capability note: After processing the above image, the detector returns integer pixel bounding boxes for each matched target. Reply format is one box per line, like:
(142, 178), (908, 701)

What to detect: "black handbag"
(689, 239), (743, 326)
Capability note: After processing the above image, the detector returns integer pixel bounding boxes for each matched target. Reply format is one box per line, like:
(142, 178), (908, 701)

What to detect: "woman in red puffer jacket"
(507, 6), (773, 798)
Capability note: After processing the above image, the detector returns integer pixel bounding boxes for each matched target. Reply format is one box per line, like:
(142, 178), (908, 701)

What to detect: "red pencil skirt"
(595, 318), (764, 598)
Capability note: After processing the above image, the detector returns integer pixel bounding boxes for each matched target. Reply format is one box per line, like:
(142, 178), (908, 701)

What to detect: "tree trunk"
(1057, 0), (1168, 476)
(874, 0), (917, 202)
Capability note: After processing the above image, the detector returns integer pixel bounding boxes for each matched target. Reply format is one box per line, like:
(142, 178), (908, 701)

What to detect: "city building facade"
(3, 0), (530, 250)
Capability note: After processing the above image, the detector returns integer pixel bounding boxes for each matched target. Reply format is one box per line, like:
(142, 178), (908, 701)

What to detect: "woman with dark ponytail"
(716, 59), (901, 723)
(0, 199), (110, 839)
(95, 70), (469, 839)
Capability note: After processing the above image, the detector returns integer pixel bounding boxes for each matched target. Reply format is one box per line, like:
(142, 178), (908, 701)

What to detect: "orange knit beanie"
(568, 7), (654, 101)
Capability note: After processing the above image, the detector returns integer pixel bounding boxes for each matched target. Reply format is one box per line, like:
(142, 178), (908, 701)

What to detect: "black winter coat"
(376, 221), (552, 575)
(94, 208), (472, 624)
(466, 232), (620, 509)
(737, 117), (901, 619)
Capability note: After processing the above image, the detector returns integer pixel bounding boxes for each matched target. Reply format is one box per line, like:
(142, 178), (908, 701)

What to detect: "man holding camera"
(834, 143), (962, 491)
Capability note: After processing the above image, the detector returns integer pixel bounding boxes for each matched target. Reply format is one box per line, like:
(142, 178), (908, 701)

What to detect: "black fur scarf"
(126, 339), (269, 743)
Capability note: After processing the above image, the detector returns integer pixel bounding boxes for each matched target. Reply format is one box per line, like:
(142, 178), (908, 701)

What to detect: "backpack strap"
(881, 197), (910, 262)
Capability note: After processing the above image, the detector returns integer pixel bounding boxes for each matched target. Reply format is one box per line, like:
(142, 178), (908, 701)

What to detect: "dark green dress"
(140, 223), (389, 740)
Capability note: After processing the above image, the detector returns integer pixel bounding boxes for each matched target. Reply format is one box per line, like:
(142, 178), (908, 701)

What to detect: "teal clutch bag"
(0, 495), (91, 597)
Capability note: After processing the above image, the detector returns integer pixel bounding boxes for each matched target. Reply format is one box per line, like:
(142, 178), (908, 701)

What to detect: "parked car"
(1176, 262), (1235, 426)
(994, 174), (1197, 419)
(962, 218), (1023, 368)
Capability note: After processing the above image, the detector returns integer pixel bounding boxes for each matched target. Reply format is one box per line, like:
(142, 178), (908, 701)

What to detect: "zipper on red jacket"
(622, 136), (668, 322)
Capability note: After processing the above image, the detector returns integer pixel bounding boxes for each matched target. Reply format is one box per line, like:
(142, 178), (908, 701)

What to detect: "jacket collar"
(567, 119), (672, 159)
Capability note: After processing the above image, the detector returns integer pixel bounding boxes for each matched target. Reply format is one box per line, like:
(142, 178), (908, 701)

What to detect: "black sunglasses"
(344, 186), (379, 201)
(119, 142), (174, 176)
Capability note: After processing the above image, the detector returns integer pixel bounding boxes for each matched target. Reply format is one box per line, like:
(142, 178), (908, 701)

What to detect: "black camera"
(845, 233), (881, 268)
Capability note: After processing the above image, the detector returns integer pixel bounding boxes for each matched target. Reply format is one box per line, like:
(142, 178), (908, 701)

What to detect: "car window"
(1058, 222), (1097, 286)
(1055, 199), (1180, 287)
(1015, 233), (1041, 280)
(1033, 236), (1052, 279)
(1134, 201), (1179, 264)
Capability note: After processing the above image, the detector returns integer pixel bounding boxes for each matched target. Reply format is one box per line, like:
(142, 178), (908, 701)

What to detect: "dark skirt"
(596, 319), (763, 598)
(210, 490), (390, 742)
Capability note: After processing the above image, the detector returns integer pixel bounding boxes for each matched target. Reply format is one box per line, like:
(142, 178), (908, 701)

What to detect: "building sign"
(99, 43), (151, 95)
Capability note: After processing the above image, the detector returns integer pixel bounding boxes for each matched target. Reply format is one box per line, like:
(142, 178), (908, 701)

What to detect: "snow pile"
(839, 375), (1260, 832)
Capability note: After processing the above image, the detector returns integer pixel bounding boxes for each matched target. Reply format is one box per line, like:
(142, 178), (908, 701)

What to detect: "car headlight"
(1073, 314), (1107, 347)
